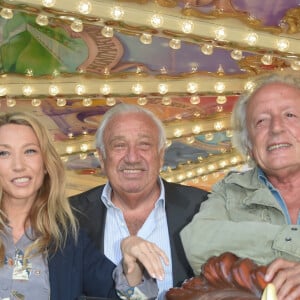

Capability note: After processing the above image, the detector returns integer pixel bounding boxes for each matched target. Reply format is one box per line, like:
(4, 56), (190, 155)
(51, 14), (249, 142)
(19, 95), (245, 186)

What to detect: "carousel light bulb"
(162, 96), (172, 105)
(244, 80), (255, 91)
(0, 86), (7, 96)
(173, 128), (183, 138)
(226, 129), (233, 137)
(36, 14), (49, 26)
(101, 26), (113, 38)
(49, 84), (59, 96)
(82, 98), (92, 106)
(245, 33), (258, 46)
(196, 167), (204, 175)
(106, 97), (116, 106)
(137, 97), (147, 105)
(75, 84), (86, 95)
(79, 153), (87, 160)
(201, 44), (213, 55)
(42, 0), (56, 7)
(158, 83), (168, 95)
(214, 81), (225, 93)
(230, 49), (243, 60)
(277, 38), (289, 52)
(186, 136), (195, 144)
(205, 133), (214, 141)
(181, 20), (194, 33)
(31, 98), (41, 107)
(150, 14), (164, 28)
(216, 95), (227, 104)
(190, 95), (200, 105)
(291, 60), (300, 71)
(132, 83), (143, 95)
(140, 33), (152, 45)
(0, 8), (13, 19)
(214, 121), (224, 131)
(169, 39), (181, 50)
(261, 54), (273, 65)
(111, 6), (124, 20)
(71, 19), (83, 32)
(214, 27), (226, 40)
(187, 82), (198, 94)
(77, 0), (92, 14)
(80, 143), (88, 152)
(66, 146), (74, 154)
(192, 125), (201, 134)
(6, 98), (16, 107)
(100, 84), (111, 95)
(22, 85), (33, 96)
(56, 98), (67, 107)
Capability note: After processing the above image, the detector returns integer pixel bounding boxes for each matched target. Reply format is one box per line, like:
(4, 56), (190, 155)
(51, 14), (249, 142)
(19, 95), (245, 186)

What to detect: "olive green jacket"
(180, 167), (300, 275)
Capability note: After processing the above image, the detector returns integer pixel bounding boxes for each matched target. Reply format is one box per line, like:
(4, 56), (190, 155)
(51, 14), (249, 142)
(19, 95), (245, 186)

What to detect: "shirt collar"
(101, 177), (165, 208)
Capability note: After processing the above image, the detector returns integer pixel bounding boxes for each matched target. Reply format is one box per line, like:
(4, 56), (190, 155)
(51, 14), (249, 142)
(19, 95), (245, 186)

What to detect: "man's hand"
(121, 236), (169, 286)
(265, 258), (300, 300)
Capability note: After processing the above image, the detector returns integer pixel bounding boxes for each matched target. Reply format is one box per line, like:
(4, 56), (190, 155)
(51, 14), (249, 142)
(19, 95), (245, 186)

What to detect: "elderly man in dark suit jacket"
(70, 103), (208, 299)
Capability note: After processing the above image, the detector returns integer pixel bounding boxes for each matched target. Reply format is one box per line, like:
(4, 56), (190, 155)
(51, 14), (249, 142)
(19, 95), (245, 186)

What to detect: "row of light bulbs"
(0, 78), (257, 99)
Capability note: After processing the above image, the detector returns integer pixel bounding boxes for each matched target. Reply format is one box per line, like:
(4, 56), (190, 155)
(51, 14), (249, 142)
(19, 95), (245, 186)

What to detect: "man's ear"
(96, 148), (105, 173)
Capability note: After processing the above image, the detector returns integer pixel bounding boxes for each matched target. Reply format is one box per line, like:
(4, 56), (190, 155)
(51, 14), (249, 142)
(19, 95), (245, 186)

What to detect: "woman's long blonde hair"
(0, 112), (77, 265)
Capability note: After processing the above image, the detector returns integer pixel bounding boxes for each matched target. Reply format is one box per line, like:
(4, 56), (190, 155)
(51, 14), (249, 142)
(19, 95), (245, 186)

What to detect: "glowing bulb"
(106, 97), (116, 106)
(244, 81), (255, 91)
(80, 143), (88, 152)
(214, 27), (226, 40)
(277, 39), (289, 52)
(137, 97), (147, 105)
(216, 95), (227, 104)
(187, 82), (198, 94)
(6, 98), (16, 107)
(101, 26), (113, 38)
(36, 14), (49, 26)
(201, 44), (213, 55)
(132, 83), (143, 95)
(230, 49), (243, 60)
(75, 84), (86, 95)
(56, 98), (67, 107)
(162, 96), (172, 105)
(214, 82), (225, 93)
(169, 39), (181, 50)
(71, 20), (83, 32)
(49, 84), (59, 96)
(158, 83), (168, 95)
(190, 95), (200, 105)
(150, 14), (164, 28)
(205, 133), (214, 141)
(261, 54), (273, 65)
(82, 98), (92, 106)
(192, 125), (201, 134)
(0, 86), (7, 96)
(181, 20), (194, 33)
(31, 98), (41, 107)
(111, 6), (124, 20)
(77, 0), (92, 14)
(245, 33), (258, 46)
(140, 33), (152, 45)
(42, 0), (56, 7)
(214, 121), (224, 131)
(66, 146), (73, 154)
(100, 84), (111, 95)
(0, 8), (13, 19)
(22, 85), (33, 96)
(173, 128), (183, 137)
(291, 60), (300, 71)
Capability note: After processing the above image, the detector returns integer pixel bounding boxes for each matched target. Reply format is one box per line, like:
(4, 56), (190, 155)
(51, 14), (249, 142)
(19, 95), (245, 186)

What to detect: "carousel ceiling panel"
(0, 0), (299, 194)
